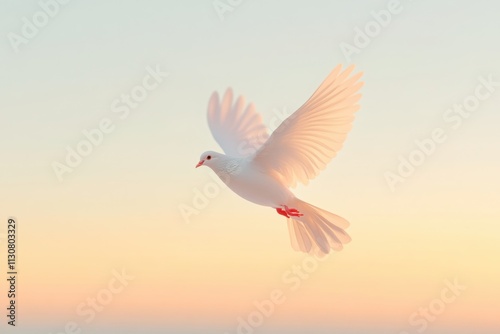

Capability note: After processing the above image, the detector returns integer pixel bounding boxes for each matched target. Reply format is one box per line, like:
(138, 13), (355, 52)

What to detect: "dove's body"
(209, 154), (294, 207)
(196, 65), (364, 257)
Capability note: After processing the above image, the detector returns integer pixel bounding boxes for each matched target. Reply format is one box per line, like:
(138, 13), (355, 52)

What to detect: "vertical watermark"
(6, 217), (18, 326)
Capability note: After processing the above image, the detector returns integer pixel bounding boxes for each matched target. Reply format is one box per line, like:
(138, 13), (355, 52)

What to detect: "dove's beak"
(195, 160), (204, 168)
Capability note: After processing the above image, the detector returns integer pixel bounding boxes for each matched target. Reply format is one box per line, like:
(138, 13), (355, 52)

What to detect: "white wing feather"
(207, 88), (269, 157)
(252, 65), (363, 188)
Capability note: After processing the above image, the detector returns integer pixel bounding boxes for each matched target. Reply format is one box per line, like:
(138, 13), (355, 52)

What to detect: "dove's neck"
(209, 154), (245, 182)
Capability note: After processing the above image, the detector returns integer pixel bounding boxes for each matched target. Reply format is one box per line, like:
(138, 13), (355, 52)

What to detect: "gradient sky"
(1, 1), (499, 334)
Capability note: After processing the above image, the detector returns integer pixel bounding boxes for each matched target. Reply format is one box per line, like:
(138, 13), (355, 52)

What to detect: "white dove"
(196, 65), (363, 257)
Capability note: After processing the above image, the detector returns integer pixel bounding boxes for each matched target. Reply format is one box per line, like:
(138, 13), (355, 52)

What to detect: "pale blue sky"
(1, 0), (499, 187)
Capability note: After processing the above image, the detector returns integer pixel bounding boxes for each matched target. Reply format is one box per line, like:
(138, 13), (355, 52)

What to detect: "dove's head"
(196, 151), (224, 169)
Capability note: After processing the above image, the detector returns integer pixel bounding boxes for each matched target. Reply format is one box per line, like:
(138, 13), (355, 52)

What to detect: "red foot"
(276, 208), (290, 218)
(285, 206), (303, 217)
(275, 206), (303, 218)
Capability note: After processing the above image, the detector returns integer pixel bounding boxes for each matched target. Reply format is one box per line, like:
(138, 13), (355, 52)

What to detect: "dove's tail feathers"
(286, 198), (351, 257)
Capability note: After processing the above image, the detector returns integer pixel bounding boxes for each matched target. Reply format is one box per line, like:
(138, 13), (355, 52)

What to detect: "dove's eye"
(207, 155), (212, 160)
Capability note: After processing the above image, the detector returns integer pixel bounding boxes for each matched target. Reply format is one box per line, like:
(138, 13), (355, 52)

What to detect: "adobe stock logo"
(399, 278), (466, 334)
(224, 254), (331, 334)
(385, 74), (499, 192)
(48, 268), (134, 334)
(52, 64), (169, 182)
(339, 0), (417, 62)
(213, 0), (244, 21)
(7, 0), (72, 53)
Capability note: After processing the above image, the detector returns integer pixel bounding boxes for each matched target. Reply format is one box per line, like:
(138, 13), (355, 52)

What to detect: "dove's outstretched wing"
(253, 65), (363, 188)
(207, 88), (269, 158)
